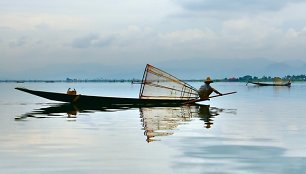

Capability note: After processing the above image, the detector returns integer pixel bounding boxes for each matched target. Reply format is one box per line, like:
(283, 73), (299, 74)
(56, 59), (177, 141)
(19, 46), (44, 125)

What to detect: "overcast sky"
(1, 0), (306, 79)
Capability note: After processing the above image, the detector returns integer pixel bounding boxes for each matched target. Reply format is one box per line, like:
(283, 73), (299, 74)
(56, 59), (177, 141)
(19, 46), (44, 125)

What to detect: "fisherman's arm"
(213, 88), (222, 95)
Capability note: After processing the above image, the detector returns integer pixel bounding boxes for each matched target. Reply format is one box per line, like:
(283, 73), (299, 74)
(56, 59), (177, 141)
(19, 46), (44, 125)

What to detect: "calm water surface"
(1, 82), (306, 174)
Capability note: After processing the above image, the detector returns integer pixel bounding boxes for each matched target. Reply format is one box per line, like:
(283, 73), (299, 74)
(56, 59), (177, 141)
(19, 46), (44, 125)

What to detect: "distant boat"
(45, 80), (55, 83)
(247, 77), (291, 87)
(131, 80), (142, 84)
(247, 81), (291, 86)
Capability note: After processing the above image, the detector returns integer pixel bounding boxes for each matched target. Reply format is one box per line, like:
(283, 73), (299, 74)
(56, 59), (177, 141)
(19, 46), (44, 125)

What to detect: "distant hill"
(1, 58), (305, 80)
(263, 61), (306, 77)
(157, 58), (306, 79)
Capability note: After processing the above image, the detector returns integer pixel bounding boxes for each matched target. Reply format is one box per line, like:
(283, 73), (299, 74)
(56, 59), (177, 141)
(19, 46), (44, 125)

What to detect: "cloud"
(9, 36), (28, 48)
(1, 0), (306, 79)
(0, 14), (86, 31)
(71, 34), (115, 48)
(160, 28), (215, 44)
(175, 0), (305, 13)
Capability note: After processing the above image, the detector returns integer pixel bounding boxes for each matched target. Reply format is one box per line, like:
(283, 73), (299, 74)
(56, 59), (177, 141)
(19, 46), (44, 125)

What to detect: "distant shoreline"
(1, 79), (205, 83)
(1, 76), (305, 83)
(1, 74), (306, 83)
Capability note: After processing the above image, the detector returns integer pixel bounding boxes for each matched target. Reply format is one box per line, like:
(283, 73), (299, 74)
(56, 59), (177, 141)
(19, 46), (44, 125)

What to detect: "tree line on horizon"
(219, 74), (306, 82)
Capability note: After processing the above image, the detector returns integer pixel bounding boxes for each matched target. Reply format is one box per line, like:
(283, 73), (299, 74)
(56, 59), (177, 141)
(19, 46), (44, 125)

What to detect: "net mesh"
(273, 77), (283, 84)
(139, 64), (199, 100)
(140, 106), (198, 142)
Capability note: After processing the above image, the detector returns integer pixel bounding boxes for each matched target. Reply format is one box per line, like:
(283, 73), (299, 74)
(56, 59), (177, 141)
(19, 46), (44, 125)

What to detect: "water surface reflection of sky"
(1, 82), (306, 173)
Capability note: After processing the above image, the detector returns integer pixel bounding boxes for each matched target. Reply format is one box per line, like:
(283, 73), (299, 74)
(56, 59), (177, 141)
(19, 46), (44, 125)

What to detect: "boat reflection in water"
(140, 105), (237, 142)
(140, 106), (197, 143)
(14, 103), (137, 120)
(15, 103), (236, 142)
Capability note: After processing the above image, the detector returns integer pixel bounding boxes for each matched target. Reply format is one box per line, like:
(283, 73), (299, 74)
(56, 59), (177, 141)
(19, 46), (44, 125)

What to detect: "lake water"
(1, 82), (306, 174)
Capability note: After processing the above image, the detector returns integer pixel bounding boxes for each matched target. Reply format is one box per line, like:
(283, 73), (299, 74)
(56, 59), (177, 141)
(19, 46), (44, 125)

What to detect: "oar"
(184, 91), (237, 105)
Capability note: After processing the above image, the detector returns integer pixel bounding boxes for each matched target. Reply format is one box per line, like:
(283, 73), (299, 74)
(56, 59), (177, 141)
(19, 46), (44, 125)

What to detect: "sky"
(1, 0), (306, 80)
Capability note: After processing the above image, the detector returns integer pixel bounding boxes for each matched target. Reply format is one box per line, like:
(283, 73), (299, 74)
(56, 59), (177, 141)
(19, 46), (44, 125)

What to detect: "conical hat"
(205, 77), (213, 83)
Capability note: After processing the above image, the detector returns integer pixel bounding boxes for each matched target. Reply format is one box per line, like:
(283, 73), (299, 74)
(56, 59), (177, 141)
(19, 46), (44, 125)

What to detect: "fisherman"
(198, 77), (222, 100)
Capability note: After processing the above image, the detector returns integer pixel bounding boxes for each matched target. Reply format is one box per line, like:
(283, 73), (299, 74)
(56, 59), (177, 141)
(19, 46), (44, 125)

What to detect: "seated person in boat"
(67, 88), (77, 95)
(198, 77), (222, 100)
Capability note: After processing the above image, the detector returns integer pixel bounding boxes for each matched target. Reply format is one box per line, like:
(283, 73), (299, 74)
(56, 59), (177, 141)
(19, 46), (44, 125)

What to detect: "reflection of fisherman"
(67, 104), (79, 118)
(198, 105), (219, 129)
(67, 110), (77, 118)
(198, 77), (222, 100)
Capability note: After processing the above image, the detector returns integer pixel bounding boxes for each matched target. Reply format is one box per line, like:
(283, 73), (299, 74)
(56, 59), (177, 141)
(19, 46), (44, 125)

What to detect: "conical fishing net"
(139, 64), (199, 100)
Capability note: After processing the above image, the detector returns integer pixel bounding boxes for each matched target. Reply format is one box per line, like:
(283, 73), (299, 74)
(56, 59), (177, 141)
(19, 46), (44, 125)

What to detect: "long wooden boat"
(15, 65), (236, 107)
(15, 87), (191, 107)
(247, 81), (291, 87)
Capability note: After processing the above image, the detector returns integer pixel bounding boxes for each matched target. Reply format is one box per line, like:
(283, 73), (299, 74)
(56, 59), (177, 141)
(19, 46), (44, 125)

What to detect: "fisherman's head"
(204, 77), (213, 84)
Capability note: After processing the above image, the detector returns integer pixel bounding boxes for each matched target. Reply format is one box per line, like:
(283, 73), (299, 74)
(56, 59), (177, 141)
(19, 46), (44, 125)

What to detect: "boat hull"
(15, 87), (192, 107)
(248, 82), (291, 86)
